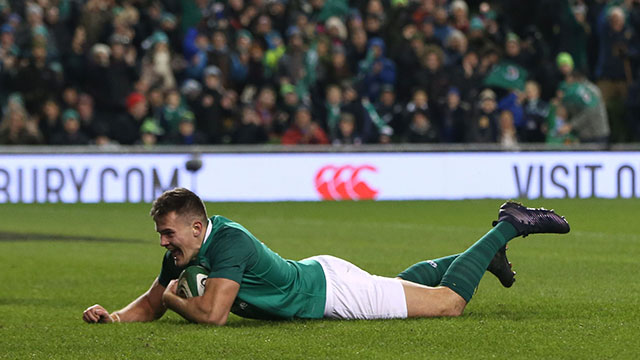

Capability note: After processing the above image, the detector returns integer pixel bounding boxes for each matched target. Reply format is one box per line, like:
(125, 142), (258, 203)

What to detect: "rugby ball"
(177, 265), (208, 298)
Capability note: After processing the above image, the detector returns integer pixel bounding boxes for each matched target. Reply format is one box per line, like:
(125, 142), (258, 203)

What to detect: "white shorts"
(308, 255), (408, 320)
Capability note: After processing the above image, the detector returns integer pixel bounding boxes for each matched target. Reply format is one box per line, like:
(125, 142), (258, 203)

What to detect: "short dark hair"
(149, 188), (208, 224)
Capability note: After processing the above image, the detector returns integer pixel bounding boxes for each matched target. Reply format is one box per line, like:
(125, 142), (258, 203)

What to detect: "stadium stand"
(0, 0), (638, 147)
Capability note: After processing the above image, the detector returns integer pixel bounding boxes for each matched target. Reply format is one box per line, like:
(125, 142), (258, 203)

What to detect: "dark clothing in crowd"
(1, 0), (639, 146)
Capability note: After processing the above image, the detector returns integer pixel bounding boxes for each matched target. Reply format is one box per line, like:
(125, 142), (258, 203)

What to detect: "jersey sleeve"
(206, 227), (257, 284)
(158, 251), (182, 287)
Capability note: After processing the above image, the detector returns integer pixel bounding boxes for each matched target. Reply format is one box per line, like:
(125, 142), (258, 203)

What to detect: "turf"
(0, 199), (638, 359)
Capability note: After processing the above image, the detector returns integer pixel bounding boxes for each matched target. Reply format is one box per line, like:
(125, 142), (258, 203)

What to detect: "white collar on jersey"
(201, 219), (213, 246)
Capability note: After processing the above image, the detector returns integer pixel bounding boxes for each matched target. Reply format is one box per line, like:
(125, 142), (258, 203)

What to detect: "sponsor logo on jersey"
(314, 165), (378, 200)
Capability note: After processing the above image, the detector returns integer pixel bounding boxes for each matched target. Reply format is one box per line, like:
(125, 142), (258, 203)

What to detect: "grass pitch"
(0, 199), (638, 359)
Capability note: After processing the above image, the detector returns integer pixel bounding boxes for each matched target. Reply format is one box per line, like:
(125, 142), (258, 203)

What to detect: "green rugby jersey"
(158, 215), (326, 320)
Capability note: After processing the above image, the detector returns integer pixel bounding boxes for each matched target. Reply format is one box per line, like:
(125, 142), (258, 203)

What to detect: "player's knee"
(439, 289), (466, 317)
(440, 303), (464, 317)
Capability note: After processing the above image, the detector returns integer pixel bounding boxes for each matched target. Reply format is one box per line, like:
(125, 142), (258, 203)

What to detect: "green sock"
(397, 255), (459, 287)
(440, 222), (518, 302)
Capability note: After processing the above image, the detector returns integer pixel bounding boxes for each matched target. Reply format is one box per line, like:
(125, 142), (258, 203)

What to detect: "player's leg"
(437, 222), (518, 304)
(397, 255), (458, 287)
(403, 201), (570, 317)
(397, 246), (515, 288)
(312, 255), (409, 320)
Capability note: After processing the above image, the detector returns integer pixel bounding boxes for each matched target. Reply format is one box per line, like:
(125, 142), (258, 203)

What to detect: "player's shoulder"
(211, 215), (254, 237)
(209, 215), (255, 245)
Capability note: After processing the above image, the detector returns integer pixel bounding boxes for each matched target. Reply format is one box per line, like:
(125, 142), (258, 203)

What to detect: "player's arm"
(162, 277), (240, 325)
(82, 277), (167, 323)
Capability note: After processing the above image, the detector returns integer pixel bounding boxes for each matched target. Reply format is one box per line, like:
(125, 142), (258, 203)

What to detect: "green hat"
(237, 29), (253, 41)
(280, 83), (295, 96)
(161, 13), (177, 24)
(62, 109), (79, 122)
(470, 16), (484, 31)
(140, 118), (164, 135)
(32, 24), (48, 37)
(556, 52), (574, 69)
(180, 110), (195, 123)
(7, 92), (24, 106)
(506, 32), (520, 43)
(151, 31), (169, 45)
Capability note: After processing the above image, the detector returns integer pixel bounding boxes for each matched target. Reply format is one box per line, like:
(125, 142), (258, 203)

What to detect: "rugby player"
(83, 188), (569, 324)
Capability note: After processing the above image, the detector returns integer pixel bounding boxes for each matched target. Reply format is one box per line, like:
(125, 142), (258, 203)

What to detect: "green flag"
(484, 61), (528, 91)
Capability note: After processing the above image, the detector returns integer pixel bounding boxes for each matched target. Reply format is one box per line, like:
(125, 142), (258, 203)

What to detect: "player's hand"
(82, 304), (113, 324)
(162, 280), (179, 305)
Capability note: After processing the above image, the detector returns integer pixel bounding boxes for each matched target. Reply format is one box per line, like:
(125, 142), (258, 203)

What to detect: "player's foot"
(492, 201), (570, 237)
(487, 245), (515, 288)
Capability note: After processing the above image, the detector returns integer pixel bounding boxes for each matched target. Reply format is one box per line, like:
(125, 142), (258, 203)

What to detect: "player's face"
(155, 211), (202, 267)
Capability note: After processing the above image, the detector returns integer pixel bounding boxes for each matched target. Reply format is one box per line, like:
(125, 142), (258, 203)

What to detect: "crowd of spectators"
(0, 0), (639, 147)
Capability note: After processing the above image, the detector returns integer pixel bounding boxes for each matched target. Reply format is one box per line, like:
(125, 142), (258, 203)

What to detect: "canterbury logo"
(314, 165), (379, 200)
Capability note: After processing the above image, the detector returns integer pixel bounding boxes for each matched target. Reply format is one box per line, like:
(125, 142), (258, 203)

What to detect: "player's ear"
(192, 220), (203, 237)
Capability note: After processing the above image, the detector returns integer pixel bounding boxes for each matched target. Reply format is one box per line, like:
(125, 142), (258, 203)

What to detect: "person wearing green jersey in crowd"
(556, 71), (610, 144)
(83, 188), (569, 325)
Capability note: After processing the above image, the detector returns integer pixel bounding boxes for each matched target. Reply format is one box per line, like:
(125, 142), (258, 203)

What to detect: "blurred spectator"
(138, 118), (164, 148)
(405, 110), (439, 143)
(627, 73), (640, 141)
(281, 105), (329, 145)
(232, 106), (269, 144)
(84, 43), (113, 113)
(77, 93), (106, 140)
(358, 37), (395, 101)
(375, 85), (404, 141)
(51, 109), (90, 145)
(111, 92), (147, 145)
(450, 0), (470, 33)
(502, 32), (534, 69)
(416, 46), (449, 119)
(556, 72), (610, 144)
(207, 29), (233, 88)
(450, 50), (483, 102)
(595, 6), (636, 142)
(0, 105), (42, 145)
(274, 83), (300, 131)
(394, 26), (425, 102)
(432, 6), (453, 45)
(164, 111), (207, 145)
(198, 65), (225, 143)
(106, 34), (138, 111)
(403, 89), (431, 132)
(140, 31), (176, 91)
(467, 16), (490, 52)
(38, 98), (62, 143)
(497, 90), (524, 134)
(498, 109), (518, 149)
(15, 41), (62, 114)
(277, 26), (307, 87)
(443, 29), (468, 67)
(546, 104), (577, 145)
(440, 87), (469, 143)
(332, 112), (362, 145)
(160, 88), (187, 134)
(346, 28), (368, 75)
(468, 88), (499, 142)
(254, 86), (278, 138)
(323, 84), (343, 138)
(521, 81), (549, 142)
(557, 51), (575, 80)
(323, 45), (353, 89)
